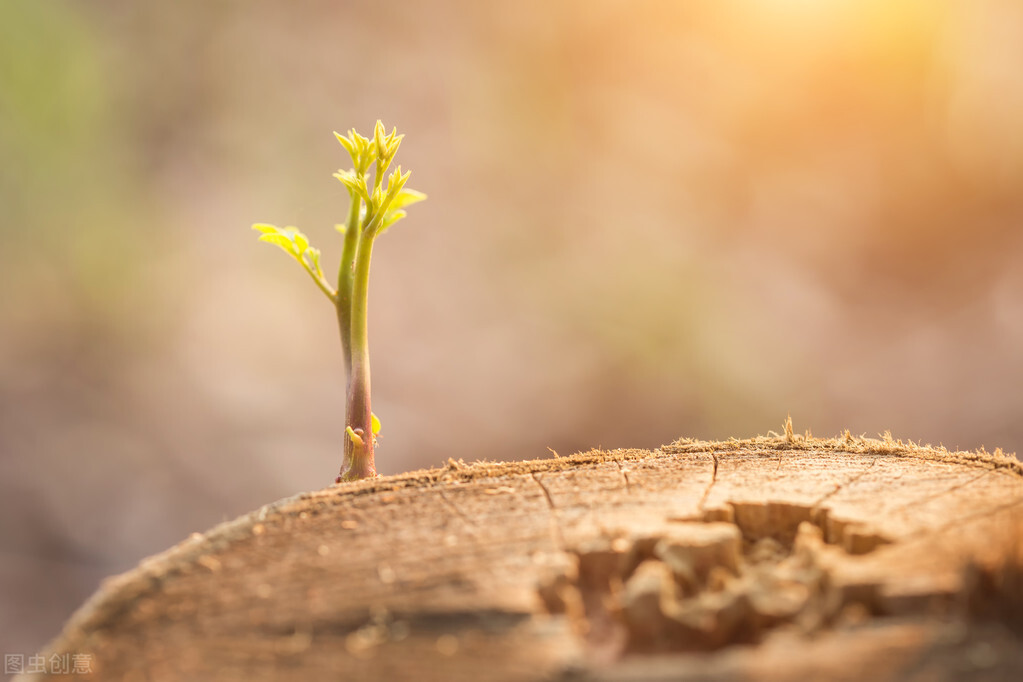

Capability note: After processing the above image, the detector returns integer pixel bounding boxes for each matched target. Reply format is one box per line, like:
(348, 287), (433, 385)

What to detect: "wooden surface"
(26, 434), (1023, 681)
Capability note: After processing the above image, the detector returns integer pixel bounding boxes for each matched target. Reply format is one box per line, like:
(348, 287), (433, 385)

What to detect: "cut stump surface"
(27, 435), (1023, 681)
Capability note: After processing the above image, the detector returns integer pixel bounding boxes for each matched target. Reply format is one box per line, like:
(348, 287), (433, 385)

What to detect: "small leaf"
(350, 130), (372, 169)
(305, 245), (323, 275)
(333, 169), (357, 191)
(389, 188), (426, 211)
(348, 128), (365, 150)
(378, 209), (407, 234)
(386, 134), (403, 158)
(374, 120), (387, 158)
(385, 166), (404, 193)
(378, 168), (411, 214)
(371, 412), (381, 436)
(334, 130), (356, 161)
(287, 227), (309, 254)
(258, 233), (299, 256)
(370, 185), (384, 211)
(252, 223), (279, 234)
(334, 169), (370, 201)
(334, 223), (346, 235)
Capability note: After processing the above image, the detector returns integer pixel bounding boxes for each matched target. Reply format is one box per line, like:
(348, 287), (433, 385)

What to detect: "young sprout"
(252, 122), (426, 482)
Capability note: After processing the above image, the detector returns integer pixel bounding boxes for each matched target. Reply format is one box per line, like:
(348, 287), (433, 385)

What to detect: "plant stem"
(303, 261), (337, 303)
(337, 195), (362, 377)
(336, 194), (362, 474)
(338, 232), (377, 481)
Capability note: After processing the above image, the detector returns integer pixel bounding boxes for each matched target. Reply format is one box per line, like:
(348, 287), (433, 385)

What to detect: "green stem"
(335, 193), (362, 475)
(337, 194), (362, 378)
(338, 232), (377, 481)
(302, 259), (336, 303)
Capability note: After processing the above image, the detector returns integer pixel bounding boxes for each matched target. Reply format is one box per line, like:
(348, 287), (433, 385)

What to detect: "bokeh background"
(3, 0), (1022, 655)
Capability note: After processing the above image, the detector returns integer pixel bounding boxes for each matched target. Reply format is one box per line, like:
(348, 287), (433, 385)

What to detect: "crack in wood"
(901, 495), (1023, 548)
(697, 452), (719, 511)
(529, 472), (565, 550)
(811, 457), (879, 509)
(885, 469), (993, 515)
(530, 472), (558, 511)
(436, 488), (480, 536)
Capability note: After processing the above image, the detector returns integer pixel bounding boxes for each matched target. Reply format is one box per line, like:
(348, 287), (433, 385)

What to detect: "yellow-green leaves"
(334, 128), (373, 174)
(251, 223), (336, 303)
(374, 176), (424, 236)
(375, 187), (426, 234)
(253, 223), (306, 256)
(333, 130), (356, 158)
(372, 121), (404, 187)
(336, 123), (420, 226)
(334, 122), (403, 182)
(253, 123), (424, 309)
(390, 188), (426, 211)
(373, 120), (389, 159)
(379, 210), (407, 233)
(333, 168), (370, 202)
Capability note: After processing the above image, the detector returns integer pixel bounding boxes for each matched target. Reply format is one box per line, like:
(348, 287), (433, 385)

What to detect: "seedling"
(252, 122), (425, 482)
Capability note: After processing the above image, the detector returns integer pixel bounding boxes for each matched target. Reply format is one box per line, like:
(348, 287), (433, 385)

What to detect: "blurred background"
(2, 0), (1022, 656)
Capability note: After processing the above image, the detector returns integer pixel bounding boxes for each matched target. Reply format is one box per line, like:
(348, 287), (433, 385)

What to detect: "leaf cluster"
(332, 123), (426, 238)
(251, 121), (425, 304)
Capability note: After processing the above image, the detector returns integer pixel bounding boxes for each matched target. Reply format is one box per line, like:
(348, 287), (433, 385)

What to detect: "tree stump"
(27, 434), (1023, 681)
